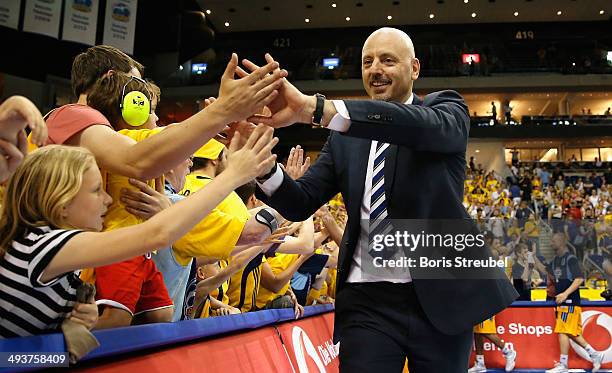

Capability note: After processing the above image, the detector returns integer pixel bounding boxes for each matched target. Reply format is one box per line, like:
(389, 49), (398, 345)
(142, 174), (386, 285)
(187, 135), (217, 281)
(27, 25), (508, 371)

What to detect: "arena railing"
(0, 304), (334, 372)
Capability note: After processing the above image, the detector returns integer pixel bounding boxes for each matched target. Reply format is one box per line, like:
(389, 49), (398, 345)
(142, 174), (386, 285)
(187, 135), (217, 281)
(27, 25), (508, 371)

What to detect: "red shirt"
(45, 104), (111, 145)
(568, 207), (582, 220)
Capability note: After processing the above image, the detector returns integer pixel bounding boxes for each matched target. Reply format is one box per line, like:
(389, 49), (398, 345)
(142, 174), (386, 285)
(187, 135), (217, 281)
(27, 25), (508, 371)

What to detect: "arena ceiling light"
(331, 3), (337, 7)
(600, 10), (605, 15)
(387, 15), (393, 20)
(205, 9), (211, 15)
(305, 18), (310, 23)
(345, 16), (351, 21)
(429, 13), (435, 19)
(514, 11), (519, 16)
(471, 12), (477, 18)
(556, 10), (562, 15)
(224, 21), (230, 27)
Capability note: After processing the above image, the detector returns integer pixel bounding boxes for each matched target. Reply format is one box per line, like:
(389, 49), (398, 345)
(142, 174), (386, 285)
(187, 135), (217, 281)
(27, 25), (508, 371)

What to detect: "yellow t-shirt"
(497, 197), (511, 207)
(524, 220), (540, 237)
(255, 253), (300, 309)
(171, 174), (250, 265)
(307, 288), (321, 306)
(319, 279), (329, 297)
(595, 222), (609, 242)
(81, 128), (163, 283)
(227, 255), (266, 312)
(103, 128), (164, 232)
(197, 260), (230, 319)
(486, 179), (498, 190)
(326, 268), (337, 299)
(507, 226), (521, 238)
(209, 260), (230, 306)
(198, 296), (211, 319)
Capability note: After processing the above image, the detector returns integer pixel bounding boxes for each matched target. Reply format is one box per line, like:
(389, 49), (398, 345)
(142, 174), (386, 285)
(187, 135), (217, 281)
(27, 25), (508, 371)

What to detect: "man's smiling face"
(361, 29), (420, 103)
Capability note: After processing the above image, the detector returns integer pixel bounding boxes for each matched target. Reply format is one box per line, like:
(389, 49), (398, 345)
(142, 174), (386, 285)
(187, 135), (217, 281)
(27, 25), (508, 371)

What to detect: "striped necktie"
(369, 141), (394, 258)
(370, 141), (389, 221)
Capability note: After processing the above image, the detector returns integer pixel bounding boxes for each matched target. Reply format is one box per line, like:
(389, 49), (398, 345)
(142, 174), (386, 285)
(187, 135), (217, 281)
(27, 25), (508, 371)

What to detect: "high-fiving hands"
(211, 53), (288, 125)
(237, 54), (316, 128)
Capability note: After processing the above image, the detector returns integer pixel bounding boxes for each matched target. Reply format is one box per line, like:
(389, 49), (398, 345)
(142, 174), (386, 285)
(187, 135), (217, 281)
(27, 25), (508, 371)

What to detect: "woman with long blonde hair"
(0, 125), (277, 338)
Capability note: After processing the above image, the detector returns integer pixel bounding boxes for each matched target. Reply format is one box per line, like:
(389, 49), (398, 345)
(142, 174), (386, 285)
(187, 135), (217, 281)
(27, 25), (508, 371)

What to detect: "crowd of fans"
(0, 45), (343, 354)
(464, 157), (612, 301)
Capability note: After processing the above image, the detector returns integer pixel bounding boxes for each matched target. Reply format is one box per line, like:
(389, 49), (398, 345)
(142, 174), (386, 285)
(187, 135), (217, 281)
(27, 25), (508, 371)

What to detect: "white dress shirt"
(259, 94), (414, 283)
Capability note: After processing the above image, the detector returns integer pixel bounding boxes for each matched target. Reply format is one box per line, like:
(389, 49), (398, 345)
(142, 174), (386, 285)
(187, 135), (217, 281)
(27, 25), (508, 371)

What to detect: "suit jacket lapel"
(339, 137), (370, 280)
(348, 138), (371, 220)
(384, 95), (420, 213)
(384, 144), (398, 204)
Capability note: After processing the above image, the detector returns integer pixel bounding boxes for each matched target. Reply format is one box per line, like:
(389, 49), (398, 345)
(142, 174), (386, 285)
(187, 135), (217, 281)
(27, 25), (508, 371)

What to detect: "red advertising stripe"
(277, 312), (339, 373)
(470, 306), (612, 370)
(72, 326), (293, 373)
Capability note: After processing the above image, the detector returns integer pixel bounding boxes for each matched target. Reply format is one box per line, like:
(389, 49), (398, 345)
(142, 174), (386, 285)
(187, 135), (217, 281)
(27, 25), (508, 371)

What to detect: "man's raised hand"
(285, 145), (310, 180)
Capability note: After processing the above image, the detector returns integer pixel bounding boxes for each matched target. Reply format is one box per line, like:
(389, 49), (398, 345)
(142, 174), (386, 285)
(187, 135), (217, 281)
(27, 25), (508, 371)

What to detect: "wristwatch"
(311, 93), (326, 127)
(256, 163), (277, 182)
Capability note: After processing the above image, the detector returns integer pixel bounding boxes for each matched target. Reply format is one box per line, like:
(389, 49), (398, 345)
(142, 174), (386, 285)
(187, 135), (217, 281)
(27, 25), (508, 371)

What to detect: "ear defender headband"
(119, 76), (152, 127)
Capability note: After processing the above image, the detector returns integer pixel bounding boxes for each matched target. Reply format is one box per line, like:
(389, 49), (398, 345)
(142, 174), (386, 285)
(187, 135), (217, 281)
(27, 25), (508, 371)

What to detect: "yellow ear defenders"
(119, 76), (152, 127)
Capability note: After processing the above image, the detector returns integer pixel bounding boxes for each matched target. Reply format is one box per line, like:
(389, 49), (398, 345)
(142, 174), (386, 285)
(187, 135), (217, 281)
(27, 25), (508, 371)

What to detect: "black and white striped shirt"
(0, 226), (83, 338)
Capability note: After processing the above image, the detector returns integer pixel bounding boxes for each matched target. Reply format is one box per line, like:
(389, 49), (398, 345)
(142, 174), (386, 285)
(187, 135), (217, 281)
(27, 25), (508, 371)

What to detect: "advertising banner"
(72, 327), (293, 373)
(277, 312), (339, 373)
(470, 306), (612, 370)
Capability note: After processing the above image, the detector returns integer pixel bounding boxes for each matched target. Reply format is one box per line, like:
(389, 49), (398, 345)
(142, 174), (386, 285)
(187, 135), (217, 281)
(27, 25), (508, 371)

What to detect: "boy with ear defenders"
(87, 71), (157, 131)
(84, 72), (176, 329)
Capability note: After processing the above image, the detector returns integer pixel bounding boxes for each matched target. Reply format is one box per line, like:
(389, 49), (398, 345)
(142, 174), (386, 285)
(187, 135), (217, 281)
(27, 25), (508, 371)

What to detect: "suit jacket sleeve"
(343, 90), (469, 153)
(256, 134), (340, 222)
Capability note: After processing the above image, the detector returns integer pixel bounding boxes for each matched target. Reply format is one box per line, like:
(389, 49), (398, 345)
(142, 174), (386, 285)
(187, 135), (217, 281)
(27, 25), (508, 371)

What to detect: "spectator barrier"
(1, 302), (611, 372)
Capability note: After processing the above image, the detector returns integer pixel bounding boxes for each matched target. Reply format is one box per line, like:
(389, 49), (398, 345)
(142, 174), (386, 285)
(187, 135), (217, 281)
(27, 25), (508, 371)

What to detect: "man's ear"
(411, 58), (420, 80)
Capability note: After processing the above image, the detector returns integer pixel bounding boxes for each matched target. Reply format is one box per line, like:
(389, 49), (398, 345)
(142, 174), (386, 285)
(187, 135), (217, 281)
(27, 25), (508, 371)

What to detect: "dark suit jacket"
(257, 90), (517, 335)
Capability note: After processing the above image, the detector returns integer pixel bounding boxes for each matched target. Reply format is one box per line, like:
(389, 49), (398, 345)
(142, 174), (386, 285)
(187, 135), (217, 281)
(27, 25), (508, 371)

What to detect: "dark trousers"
(335, 282), (472, 373)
